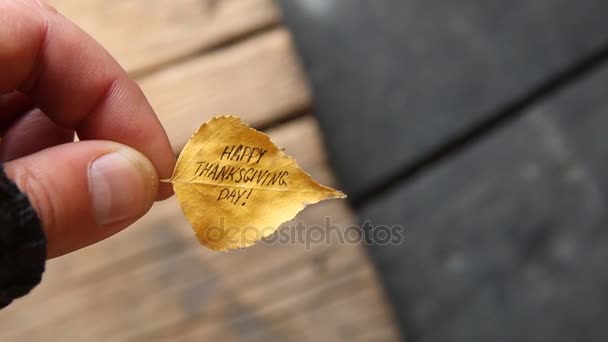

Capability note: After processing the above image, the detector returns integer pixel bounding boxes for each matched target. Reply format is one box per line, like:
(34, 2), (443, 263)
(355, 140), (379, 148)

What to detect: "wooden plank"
(138, 28), (313, 151)
(49, 0), (281, 75)
(0, 116), (399, 341)
(278, 0), (608, 200)
(11, 249), (379, 341)
(172, 270), (385, 341)
(360, 66), (608, 341)
(240, 287), (396, 342)
(108, 243), (367, 341)
(6, 203), (359, 341)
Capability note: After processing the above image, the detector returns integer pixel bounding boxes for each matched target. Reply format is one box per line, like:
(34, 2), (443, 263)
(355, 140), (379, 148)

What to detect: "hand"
(0, 1), (176, 258)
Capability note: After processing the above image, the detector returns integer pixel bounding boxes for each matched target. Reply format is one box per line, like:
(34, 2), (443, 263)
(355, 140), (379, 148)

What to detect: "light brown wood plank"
(176, 248), (399, 342)
(49, 0), (282, 75)
(244, 290), (395, 342)
(356, 329), (405, 342)
(103, 238), (361, 341)
(139, 28), (312, 151)
(174, 269), (380, 341)
(3, 201), (359, 341)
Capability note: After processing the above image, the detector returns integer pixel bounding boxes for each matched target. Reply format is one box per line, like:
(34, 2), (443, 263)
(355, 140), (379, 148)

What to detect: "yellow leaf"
(170, 115), (346, 251)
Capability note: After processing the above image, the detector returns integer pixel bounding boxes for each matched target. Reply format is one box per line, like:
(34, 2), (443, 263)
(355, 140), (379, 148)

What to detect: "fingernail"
(88, 151), (149, 226)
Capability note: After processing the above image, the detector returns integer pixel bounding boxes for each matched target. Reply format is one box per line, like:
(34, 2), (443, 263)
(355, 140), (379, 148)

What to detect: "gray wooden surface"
(279, 0), (608, 341)
(279, 0), (608, 201)
(361, 64), (608, 341)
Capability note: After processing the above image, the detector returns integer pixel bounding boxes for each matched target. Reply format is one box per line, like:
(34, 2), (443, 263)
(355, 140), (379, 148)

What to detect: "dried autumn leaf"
(170, 115), (346, 251)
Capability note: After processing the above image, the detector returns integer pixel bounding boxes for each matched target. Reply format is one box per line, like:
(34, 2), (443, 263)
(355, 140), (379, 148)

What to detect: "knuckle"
(36, 0), (58, 13)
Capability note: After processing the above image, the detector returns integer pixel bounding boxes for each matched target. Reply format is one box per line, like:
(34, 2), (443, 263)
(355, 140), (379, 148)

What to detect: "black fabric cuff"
(0, 164), (47, 309)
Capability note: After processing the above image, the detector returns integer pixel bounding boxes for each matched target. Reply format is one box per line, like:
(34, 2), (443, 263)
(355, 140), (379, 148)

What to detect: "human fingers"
(4, 140), (159, 258)
(0, 0), (175, 199)
(0, 108), (74, 162)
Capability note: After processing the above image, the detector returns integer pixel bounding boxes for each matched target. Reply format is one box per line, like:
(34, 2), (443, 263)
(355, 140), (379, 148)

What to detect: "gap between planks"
(137, 28), (313, 151)
(353, 42), (608, 208)
(49, 0), (283, 77)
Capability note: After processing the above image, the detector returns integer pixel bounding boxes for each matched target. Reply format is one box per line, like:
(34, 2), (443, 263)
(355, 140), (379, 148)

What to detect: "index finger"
(0, 0), (175, 198)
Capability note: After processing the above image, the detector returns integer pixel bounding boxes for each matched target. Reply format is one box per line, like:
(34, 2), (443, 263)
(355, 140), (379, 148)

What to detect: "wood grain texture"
(49, 0), (282, 75)
(0, 117), (399, 341)
(360, 66), (608, 341)
(138, 28), (313, 151)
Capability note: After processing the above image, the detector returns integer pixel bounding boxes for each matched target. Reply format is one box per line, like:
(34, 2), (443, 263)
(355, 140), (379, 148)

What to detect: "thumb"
(4, 141), (160, 258)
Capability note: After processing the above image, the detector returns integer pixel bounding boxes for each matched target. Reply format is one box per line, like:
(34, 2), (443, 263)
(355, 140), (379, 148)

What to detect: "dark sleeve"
(0, 164), (47, 309)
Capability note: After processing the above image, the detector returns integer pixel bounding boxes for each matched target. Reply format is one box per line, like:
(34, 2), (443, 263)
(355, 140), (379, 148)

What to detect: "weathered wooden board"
(49, 0), (281, 75)
(138, 29), (312, 150)
(0, 116), (399, 341)
(278, 0), (608, 200)
(361, 65), (608, 341)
